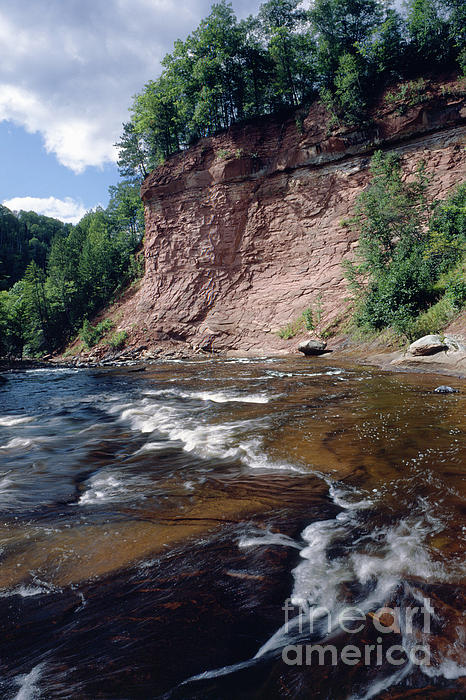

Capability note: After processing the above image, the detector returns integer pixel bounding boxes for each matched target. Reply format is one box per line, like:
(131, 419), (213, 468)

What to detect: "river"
(0, 358), (464, 699)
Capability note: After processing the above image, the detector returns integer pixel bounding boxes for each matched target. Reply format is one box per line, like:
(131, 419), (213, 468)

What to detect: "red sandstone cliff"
(112, 77), (466, 355)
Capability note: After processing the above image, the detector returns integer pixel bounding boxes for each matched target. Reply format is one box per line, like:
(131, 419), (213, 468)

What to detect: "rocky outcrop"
(114, 77), (466, 355)
(408, 335), (449, 356)
(366, 331), (466, 378)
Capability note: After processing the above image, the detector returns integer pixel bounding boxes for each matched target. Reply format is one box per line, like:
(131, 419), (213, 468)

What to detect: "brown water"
(0, 358), (464, 699)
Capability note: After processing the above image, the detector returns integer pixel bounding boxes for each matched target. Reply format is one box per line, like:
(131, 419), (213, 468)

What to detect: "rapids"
(0, 358), (464, 699)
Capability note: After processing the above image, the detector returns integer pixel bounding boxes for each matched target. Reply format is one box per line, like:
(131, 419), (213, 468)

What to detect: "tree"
(310, 0), (384, 84)
(357, 8), (407, 83)
(23, 261), (53, 352)
(116, 121), (150, 179)
(406, 0), (452, 72)
(259, 0), (314, 107)
(440, 0), (466, 72)
(344, 151), (434, 334)
(107, 180), (145, 242)
(332, 53), (367, 125)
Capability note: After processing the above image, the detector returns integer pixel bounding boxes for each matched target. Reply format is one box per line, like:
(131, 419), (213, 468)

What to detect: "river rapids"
(0, 358), (464, 699)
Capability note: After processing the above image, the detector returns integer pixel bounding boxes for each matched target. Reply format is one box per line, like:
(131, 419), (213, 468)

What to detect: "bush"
(445, 277), (466, 308)
(278, 307), (316, 339)
(355, 247), (435, 333)
(80, 318), (113, 349)
(345, 151), (465, 339)
(278, 319), (303, 340)
(385, 79), (427, 115)
(302, 307), (314, 331)
(109, 329), (127, 350)
(408, 296), (458, 339)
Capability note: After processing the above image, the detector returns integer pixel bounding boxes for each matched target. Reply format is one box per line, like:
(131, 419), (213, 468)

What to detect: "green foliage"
(302, 307), (314, 331)
(216, 148), (233, 161)
(278, 305), (318, 338)
(0, 206), (70, 290)
(118, 0), (466, 177)
(0, 182), (143, 358)
(333, 53), (367, 125)
(406, 0), (453, 70)
(115, 0), (464, 175)
(80, 319), (114, 349)
(423, 183), (466, 272)
(109, 330), (128, 350)
(311, 0), (383, 81)
(345, 150), (466, 339)
(407, 295), (458, 339)
(278, 318), (303, 339)
(385, 79), (428, 114)
(445, 277), (466, 307)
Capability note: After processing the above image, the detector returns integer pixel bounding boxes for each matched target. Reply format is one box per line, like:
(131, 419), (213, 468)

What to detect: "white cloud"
(0, 0), (261, 174)
(2, 196), (88, 224)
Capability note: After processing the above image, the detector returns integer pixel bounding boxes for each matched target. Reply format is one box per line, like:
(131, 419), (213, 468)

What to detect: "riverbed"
(0, 358), (464, 699)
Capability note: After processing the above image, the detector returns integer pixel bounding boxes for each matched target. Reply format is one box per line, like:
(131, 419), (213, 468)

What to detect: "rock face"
(298, 339), (327, 356)
(116, 77), (465, 354)
(409, 335), (449, 356)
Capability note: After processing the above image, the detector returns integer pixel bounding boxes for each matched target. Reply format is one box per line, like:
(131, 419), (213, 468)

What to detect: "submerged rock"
(434, 385), (459, 394)
(298, 339), (327, 356)
(408, 335), (448, 356)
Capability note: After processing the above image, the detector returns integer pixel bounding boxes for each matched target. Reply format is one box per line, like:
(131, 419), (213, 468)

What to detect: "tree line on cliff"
(117, 0), (466, 177)
(0, 181), (144, 358)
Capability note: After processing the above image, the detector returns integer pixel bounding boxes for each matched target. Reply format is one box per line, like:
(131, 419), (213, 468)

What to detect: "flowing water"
(0, 358), (464, 699)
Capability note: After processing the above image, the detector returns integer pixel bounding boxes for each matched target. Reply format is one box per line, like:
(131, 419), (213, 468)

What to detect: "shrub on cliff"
(80, 319), (113, 350)
(344, 151), (466, 339)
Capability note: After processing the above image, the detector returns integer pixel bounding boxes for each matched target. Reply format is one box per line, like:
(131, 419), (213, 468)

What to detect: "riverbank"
(3, 344), (465, 381)
(4, 316), (466, 380)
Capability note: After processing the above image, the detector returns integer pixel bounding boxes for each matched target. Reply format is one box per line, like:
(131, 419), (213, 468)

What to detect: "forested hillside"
(0, 181), (143, 358)
(0, 208), (71, 291)
(117, 0), (465, 177)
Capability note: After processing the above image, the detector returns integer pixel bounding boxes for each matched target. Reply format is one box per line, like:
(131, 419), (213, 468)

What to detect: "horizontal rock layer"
(121, 78), (466, 354)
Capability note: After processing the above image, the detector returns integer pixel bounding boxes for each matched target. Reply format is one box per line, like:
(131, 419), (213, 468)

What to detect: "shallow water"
(0, 358), (464, 699)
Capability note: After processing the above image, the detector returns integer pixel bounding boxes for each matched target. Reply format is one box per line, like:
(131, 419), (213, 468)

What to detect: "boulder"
(434, 386), (459, 394)
(298, 339), (327, 356)
(408, 335), (448, 356)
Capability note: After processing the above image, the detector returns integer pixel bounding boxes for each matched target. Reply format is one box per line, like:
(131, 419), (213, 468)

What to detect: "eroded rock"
(409, 335), (448, 356)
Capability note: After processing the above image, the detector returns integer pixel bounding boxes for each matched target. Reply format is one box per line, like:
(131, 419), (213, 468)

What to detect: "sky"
(0, 0), (262, 224)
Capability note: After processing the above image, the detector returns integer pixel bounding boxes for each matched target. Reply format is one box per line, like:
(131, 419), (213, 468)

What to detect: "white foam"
(181, 657), (257, 684)
(13, 662), (46, 700)
(0, 476), (13, 492)
(423, 659), (466, 680)
(329, 484), (374, 510)
(112, 398), (301, 472)
(0, 582), (57, 598)
(350, 665), (412, 700)
(239, 530), (302, 550)
(0, 437), (35, 450)
(78, 471), (151, 505)
(144, 388), (271, 404)
(0, 415), (34, 427)
(135, 440), (173, 454)
(291, 518), (350, 609)
(24, 367), (77, 374)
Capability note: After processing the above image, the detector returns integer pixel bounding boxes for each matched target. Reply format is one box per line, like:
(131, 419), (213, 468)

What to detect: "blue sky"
(0, 0), (261, 223)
